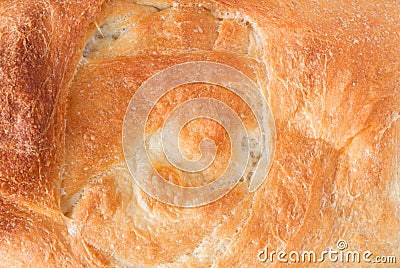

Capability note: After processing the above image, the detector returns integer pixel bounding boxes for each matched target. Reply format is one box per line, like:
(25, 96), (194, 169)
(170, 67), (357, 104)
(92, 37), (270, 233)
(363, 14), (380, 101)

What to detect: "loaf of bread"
(0, 0), (399, 266)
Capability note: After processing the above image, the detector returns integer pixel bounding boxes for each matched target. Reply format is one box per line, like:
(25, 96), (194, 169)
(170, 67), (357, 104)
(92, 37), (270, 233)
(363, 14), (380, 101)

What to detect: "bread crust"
(0, 0), (399, 267)
(0, 0), (104, 266)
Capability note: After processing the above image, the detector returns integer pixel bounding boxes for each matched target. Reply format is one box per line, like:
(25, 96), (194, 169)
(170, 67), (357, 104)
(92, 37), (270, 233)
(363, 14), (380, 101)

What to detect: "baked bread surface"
(0, 0), (399, 267)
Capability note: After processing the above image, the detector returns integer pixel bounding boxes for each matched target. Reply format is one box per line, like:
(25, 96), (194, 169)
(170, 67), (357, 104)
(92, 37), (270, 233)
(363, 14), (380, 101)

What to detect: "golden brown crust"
(0, 0), (399, 267)
(0, 0), (104, 266)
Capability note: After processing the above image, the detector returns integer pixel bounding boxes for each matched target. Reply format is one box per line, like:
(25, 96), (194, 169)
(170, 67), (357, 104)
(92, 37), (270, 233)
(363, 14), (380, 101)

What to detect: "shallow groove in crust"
(61, 0), (272, 266)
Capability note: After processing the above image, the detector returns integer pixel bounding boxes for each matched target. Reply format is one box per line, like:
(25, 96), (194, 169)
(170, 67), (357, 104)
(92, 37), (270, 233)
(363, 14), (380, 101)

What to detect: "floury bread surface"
(0, 0), (399, 267)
